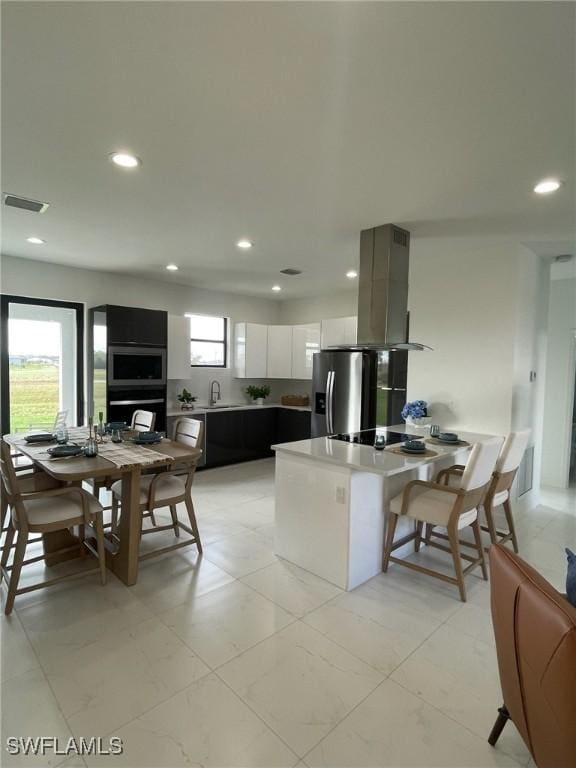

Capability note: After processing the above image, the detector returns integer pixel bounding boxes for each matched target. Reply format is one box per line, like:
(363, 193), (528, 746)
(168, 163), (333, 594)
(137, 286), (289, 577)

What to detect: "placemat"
(97, 441), (174, 469)
(387, 446), (438, 458)
(426, 438), (470, 447)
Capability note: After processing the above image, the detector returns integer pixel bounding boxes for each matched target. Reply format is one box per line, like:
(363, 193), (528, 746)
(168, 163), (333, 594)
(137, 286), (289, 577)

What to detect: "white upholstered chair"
(110, 418), (203, 559)
(131, 410), (156, 432)
(383, 437), (504, 601)
(0, 441), (106, 615)
(436, 429), (531, 553)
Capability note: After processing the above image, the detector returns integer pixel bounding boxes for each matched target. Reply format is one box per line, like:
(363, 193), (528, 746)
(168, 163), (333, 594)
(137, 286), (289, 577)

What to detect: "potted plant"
(177, 388), (198, 411)
(401, 399), (431, 428)
(245, 384), (271, 406)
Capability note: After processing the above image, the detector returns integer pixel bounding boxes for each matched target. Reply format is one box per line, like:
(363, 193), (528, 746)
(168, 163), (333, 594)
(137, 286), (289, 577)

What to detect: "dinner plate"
(47, 445), (84, 458)
(25, 433), (55, 444)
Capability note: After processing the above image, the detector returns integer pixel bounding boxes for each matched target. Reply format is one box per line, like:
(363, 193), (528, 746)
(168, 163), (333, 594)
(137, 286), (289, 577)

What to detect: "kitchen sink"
(204, 403), (244, 410)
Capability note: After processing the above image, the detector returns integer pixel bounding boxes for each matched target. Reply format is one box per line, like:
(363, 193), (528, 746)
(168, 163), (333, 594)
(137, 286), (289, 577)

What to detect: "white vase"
(254, 398), (265, 406)
(406, 416), (432, 429)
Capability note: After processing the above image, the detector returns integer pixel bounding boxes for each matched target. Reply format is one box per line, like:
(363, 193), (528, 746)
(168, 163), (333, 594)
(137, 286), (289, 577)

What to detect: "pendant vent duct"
(3, 193), (50, 213)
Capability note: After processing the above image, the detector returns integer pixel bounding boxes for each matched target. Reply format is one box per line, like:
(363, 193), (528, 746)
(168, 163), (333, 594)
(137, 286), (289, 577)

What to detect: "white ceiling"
(2, 2), (574, 298)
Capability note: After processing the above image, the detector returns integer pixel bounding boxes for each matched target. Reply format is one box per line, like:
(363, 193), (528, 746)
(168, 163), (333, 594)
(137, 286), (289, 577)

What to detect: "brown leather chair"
(489, 545), (576, 768)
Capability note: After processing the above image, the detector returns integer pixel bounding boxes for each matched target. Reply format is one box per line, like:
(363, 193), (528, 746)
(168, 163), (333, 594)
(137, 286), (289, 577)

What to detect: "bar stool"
(383, 437), (504, 602)
(436, 429), (531, 553)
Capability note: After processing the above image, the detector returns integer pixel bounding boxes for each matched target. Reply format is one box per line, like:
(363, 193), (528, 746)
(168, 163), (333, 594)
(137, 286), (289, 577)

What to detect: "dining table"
(2, 427), (202, 585)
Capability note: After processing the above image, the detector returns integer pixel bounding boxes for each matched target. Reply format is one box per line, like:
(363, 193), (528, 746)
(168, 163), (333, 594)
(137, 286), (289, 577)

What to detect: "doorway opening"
(1, 295), (84, 434)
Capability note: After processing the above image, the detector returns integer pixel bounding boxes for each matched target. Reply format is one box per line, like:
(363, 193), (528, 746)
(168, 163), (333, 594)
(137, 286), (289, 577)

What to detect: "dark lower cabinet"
(204, 407), (310, 469)
(205, 410), (248, 468)
(242, 407), (277, 461)
(276, 408), (311, 444)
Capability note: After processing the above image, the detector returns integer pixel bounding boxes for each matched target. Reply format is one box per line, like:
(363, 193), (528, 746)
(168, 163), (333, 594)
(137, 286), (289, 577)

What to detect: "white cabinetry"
(234, 322), (268, 378)
(320, 316), (357, 348)
(267, 325), (293, 379)
(291, 323), (321, 380)
(167, 315), (191, 379)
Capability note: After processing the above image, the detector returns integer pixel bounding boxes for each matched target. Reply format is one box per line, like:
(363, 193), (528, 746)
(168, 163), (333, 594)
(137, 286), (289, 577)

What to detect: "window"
(188, 314), (227, 367)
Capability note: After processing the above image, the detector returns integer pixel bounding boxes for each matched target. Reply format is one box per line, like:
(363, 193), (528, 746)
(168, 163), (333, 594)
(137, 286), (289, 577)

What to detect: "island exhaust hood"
(334, 223), (431, 352)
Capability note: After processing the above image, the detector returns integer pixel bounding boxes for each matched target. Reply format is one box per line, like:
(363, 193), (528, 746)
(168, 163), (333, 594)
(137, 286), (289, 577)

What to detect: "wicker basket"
(280, 395), (310, 407)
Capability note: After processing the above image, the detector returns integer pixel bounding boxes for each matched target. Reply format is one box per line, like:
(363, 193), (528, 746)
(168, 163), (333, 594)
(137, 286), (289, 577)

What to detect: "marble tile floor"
(1, 459), (574, 768)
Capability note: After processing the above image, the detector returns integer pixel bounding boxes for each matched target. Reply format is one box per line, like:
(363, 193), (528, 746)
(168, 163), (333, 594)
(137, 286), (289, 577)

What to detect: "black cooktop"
(329, 429), (421, 446)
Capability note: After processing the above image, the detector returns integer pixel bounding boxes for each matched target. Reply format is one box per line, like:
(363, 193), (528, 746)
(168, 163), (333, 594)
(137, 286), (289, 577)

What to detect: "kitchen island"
(272, 426), (497, 590)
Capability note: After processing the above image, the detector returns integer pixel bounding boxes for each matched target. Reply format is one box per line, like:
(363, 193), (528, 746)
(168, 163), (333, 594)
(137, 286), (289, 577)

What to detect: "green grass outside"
(8, 363), (107, 431)
(9, 363), (60, 432)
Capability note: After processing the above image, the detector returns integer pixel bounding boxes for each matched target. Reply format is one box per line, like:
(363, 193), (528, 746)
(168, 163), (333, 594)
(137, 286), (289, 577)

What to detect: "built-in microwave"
(108, 346), (166, 387)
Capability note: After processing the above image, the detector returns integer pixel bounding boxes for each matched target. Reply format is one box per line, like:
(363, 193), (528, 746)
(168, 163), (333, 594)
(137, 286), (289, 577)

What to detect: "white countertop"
(272, 425), (498, 477)
(167, 403), (311, 417)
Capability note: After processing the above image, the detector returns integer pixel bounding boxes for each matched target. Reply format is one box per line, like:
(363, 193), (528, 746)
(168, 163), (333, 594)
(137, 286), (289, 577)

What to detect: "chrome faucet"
(209, 380), (221, 406)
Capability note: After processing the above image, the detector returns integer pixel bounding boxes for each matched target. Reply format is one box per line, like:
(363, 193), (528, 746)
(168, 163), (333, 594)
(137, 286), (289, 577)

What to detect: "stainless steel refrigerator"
(311, 349), (407, 437)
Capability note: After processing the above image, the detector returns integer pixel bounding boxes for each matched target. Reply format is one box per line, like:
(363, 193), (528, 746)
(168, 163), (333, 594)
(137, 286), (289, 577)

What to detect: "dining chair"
(109, 417), (203, 559)
(0, 441), (107, 615)
(89, 409), (157, 505)
(1, 464), (60, 554)
(383, 437), (504, 601)
(131, 410), (156, 432)
(436, 429), (531, 553)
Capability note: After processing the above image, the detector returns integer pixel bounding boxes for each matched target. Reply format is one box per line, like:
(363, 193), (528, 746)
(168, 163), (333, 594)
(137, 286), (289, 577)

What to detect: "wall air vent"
(3, 193), (50, 213)
(280, 268), (302, 276)
(392, 227), (408, 247)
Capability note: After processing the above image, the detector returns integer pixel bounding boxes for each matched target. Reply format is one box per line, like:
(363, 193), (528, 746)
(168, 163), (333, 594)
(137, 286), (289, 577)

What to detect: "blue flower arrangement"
(401, 400), (428, 420)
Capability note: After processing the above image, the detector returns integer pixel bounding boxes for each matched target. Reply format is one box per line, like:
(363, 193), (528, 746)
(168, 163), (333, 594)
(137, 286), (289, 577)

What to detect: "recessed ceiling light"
(109, 151), (141, 169)
(346, 270), (358, 279)
(271, 285), (282, 292)
(166, 264), (179, 271)
(534, 178), (562, 195)
(26, 236), (45, 245)
(237, 239), (253, 249)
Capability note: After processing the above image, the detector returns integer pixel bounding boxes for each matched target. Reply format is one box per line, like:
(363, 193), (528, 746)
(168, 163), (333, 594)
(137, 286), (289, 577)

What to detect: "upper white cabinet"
(233, 317), (353, 380)
(167, 315), (191, 379)
(234, 322), (268, 378)
(320, 316), (357, 348)
(267, 325), (293, 379)
(291, 323), (321, 379)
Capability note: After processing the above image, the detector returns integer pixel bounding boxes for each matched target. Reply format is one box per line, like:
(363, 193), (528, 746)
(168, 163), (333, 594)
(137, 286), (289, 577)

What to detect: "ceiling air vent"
(280, 268), (302, 276)
(3, 193), (50, 213)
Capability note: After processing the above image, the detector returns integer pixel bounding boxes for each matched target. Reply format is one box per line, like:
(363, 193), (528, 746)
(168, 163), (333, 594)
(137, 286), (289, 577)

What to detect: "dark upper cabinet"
(107, 305), (167, 347)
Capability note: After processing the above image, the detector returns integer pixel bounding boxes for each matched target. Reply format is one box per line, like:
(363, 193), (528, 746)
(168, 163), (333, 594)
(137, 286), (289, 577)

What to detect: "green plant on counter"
(245, 385), (271, 400)
(177, 388), (197, 405)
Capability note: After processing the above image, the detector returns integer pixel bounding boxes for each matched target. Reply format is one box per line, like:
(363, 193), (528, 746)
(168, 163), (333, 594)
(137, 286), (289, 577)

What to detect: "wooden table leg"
(106, 467), (141, 586)
(41, 479), (84, 566)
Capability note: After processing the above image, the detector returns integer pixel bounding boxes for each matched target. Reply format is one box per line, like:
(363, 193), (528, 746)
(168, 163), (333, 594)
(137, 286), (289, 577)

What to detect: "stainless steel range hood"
(333, 223), (431, 352)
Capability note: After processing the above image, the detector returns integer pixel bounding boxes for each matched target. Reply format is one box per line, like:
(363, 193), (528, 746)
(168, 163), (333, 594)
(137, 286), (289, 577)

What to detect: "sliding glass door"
(1, 295), (84, 434)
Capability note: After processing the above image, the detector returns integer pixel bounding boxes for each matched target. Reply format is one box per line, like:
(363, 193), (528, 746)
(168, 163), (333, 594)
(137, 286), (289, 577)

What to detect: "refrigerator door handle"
(326, 370), (335, 434)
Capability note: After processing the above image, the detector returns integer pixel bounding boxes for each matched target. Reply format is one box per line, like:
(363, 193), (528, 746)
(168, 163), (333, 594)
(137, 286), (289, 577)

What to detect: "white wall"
(407, 240), (520, 435)
(509, 247), (550, 502)
(541, 270), (576, 488)
(278, 288), (357, 325)
(0, 254), (288, 411)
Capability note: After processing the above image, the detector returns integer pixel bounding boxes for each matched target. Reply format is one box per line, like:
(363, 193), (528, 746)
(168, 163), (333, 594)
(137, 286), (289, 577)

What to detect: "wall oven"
(108, 346), (166, 387)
